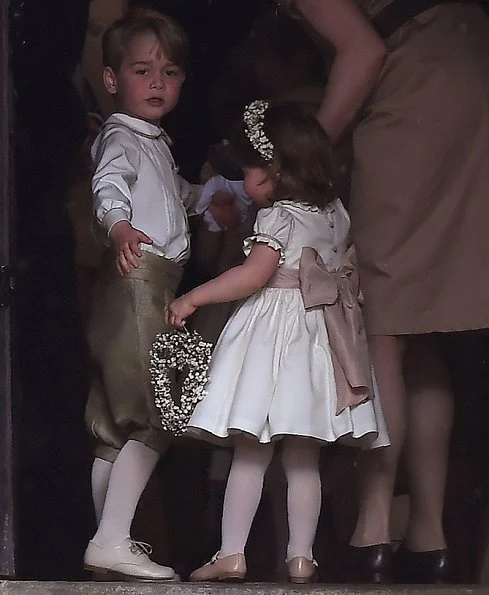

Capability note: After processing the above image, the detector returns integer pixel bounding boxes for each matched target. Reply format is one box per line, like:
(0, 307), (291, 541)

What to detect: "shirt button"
(332, 247), (338, 253)
(329, 220), (335, 228)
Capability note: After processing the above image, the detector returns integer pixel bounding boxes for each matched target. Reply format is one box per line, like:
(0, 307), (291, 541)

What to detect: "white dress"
(187, 199), (389, 448)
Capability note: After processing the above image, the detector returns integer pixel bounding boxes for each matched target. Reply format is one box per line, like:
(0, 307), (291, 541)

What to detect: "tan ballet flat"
(287, 556), (318, 584)
(189, 552), (246, 582)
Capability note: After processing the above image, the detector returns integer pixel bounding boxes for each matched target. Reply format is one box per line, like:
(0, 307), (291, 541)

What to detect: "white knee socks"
(92, 440), (160, 546)
(91, 457), (113, 524)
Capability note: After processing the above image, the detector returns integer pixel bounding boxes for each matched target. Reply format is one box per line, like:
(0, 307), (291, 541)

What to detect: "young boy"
(83, 9), (208, 581)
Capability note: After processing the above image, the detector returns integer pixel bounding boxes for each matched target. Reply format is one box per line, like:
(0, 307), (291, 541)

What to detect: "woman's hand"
(165, 295), (197, 328)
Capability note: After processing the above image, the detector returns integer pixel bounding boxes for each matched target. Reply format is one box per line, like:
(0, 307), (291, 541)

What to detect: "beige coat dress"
(350, 0), (489, 334)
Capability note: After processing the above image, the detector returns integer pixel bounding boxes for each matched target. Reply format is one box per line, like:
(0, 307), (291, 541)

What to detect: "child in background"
(166, 100), (389, 583)
(190, 142), (256, 344)
(196, 144), (252, 234)
(188, 5), (329, 343)
(83, 9), (225, 581)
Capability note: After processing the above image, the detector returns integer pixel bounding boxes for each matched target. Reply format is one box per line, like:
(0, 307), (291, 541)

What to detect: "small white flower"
(244, 100), (274, 162)
(150, 329), (213, 436)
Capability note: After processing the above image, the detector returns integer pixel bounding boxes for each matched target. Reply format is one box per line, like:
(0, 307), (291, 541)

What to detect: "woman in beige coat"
(291, 0), (489, 583)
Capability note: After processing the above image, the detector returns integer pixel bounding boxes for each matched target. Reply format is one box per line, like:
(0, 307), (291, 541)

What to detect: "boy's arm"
(110, 221), (152, 275)
(92, 129), (152, 275)
(178, 175), (202, 215)
(92, 129), (141, 235)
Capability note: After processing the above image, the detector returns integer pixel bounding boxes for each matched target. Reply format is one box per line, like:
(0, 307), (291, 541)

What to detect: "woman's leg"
(403, 335), (453, 551)
(282, 437), (322, 561)
(350, 334), (407, 546)
(219, 436), (274, 557)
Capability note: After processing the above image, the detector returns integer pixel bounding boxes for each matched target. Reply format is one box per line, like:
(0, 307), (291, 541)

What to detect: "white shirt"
(197, 175), (253, 232)
(91, 112), (201, 264)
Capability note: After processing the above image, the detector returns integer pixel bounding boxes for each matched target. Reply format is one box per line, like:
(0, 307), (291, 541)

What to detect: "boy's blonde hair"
(102, 8), (189, 73)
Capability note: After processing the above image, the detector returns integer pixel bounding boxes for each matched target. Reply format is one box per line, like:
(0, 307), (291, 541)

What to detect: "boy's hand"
(109, 220), (153, 275)
(209, 190), (241, 230)
(165, 295), (197, 328)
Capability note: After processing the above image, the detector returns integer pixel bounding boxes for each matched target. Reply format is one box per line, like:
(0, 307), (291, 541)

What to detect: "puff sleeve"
(243, 205), (293, 264)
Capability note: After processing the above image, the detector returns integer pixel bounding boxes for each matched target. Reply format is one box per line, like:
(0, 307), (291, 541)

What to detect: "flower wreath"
(150, 328), (213, 436)
(243, 100), (274, 162)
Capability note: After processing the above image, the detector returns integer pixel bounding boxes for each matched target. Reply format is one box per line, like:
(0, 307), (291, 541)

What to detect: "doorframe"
(0, 0), (16, 579)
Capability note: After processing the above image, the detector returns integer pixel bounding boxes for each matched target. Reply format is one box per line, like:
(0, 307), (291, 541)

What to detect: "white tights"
(219, 436), (321, 561)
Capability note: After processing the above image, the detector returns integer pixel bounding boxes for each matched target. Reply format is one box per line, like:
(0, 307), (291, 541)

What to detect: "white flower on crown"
(243, 100), (275, 162)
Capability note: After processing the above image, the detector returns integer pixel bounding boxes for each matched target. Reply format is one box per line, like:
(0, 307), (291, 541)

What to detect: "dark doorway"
(0, 0), (16, 578)
(10, 0), (94, 579)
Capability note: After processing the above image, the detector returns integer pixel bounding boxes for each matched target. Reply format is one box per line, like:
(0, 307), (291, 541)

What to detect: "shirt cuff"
(102, 208), (130, 235)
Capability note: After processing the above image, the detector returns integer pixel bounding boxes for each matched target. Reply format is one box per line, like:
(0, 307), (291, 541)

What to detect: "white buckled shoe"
(84, 538), (177, 582)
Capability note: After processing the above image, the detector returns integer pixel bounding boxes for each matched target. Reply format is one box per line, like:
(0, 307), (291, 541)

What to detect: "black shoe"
(344, 544), (393, 584)
(394, 545), (451, 584)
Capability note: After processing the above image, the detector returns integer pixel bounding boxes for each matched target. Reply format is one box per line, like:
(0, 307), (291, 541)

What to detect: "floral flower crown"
(243, 100), (275, 162)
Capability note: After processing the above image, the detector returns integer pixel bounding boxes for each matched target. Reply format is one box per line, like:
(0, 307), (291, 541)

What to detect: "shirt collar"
(105, 112), (172, 144)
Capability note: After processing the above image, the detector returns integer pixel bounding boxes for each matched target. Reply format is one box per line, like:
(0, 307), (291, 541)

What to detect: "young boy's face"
(104, 32), (185, 124)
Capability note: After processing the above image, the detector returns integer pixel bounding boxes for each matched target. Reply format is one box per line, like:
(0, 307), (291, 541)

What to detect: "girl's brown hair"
(230, 101), (337, 209)
(102, 8), (189, 73)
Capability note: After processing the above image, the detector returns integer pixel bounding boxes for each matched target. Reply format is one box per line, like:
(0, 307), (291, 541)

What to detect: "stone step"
(1, 582), (488, 595)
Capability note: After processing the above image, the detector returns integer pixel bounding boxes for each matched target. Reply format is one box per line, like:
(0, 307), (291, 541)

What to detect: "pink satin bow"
(298, 246), (373, 414)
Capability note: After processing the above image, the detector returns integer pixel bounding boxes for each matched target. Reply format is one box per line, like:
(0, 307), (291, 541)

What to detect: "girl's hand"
(165, 295), (197, 327)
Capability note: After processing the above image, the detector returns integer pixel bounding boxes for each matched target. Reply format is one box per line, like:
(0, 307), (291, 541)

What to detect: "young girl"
(166, 100), (389, 583)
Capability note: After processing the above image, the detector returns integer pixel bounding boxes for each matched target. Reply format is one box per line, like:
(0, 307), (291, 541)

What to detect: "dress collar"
(104, 112), (172, 144)
(277, 200), (320, 213)
(277, 198), (340, 213)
